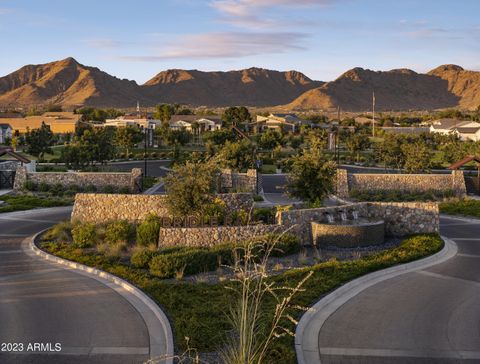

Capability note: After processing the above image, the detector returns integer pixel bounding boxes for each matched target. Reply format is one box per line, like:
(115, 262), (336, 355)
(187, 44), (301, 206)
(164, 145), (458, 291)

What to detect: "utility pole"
(372, 91), (376, 137)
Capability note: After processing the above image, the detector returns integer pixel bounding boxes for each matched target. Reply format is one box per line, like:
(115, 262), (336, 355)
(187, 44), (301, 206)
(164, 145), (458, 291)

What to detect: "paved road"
(317, 215), (480, 363)
(0, 208), (150, 364)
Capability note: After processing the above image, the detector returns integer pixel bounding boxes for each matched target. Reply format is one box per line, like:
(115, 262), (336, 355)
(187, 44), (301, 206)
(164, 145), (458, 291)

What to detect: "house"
(0, 124), (12, 144)
(102, 117), (162, 129)
(429, 118), (479, 135)
(455, 126), (480, 142)
(254, 113), (311, 132)
(169, 116), (222, 132)
(0, 112), (82, 134)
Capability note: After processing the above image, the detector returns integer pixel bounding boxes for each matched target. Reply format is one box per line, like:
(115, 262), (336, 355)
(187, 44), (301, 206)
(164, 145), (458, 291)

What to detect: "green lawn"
(40, 232), (443, 363)
(440, 199), (480, 219)
(0, 195), (73, 213)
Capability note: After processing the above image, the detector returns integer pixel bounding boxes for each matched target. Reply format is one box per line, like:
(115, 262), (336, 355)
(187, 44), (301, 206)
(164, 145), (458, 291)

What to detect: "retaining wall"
(71, 192), (254, 223)
(159, 224), (286, 248)
(14, 167), (142, 193)
(336, 169), (466, 198)
(219, 169), (259, 193)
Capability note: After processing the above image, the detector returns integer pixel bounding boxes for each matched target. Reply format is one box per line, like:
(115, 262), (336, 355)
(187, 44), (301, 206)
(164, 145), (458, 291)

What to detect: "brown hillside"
(285, 67), (464, 111)
(427, 65), (480, 110)
(143, 68), (323, 106)
(0, 58), (152, 108)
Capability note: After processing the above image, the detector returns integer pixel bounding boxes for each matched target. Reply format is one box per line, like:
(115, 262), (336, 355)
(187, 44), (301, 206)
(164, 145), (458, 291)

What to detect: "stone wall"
(159, 224), (286, 248)
(14, 167), (142, 193)
(220, 169), (259, 193)
(277, 201), (439, 243)
(71, 192), (254, 224)
(365, 202), (439, 236)
(336, 169), (466, 197)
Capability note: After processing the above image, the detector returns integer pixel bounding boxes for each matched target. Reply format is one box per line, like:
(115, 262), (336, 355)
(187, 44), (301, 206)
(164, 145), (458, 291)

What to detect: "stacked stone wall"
(159, 224), (286, 248)
(71, 192), (254, 224)
(336, 170), (466, 197)
(14, 167), (142, 193)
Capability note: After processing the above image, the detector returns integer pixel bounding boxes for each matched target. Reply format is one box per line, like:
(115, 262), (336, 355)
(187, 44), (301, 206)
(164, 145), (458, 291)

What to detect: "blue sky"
(0, 0), (478, 83)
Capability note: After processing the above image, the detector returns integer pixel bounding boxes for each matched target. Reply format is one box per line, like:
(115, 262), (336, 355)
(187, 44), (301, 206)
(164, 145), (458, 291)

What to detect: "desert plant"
(71, 223), (96, 248)
(220, 234), (313, 364)
(130, 248), (156, 269)
(43, 220), (72, 242)
(104, 220), (133, 245)
(136, 214), (161, 246)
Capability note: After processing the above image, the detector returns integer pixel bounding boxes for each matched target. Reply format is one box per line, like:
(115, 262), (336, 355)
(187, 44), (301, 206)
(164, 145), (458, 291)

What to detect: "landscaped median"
(0, 194), (72, 213)
(439, 198), (480, 219)
(37, 218), (444, 363)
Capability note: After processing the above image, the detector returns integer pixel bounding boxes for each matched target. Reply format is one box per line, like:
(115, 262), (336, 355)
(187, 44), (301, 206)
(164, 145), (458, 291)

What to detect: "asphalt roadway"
(0, 207), (150, 364)
(318, 215), (480, 364)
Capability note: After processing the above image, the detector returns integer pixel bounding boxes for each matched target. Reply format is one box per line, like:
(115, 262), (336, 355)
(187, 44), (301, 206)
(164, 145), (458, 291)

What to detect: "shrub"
(85, 184), (97, 193)
(136, 214), (161, 246)
(131, 249), (157, 269)
(149, 233), (300, 278)
(43, 221), (72, 242)
(104, 220), (133, 245)
(253, 207), (275, 223)
(23, 180), (37, 191)
(118, 186), (130, 194)
(253, 194), (264, 202)
(103, 185), (116, 193)
(38, 182), (50, 192)
(72, 223), (96, 248)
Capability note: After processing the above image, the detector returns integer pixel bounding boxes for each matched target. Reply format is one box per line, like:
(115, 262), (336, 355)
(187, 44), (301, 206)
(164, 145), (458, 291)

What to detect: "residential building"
(0, 124), (12, 144)
(429, 118), (480, 141)
(102, 117), (162, 129)
(254, 113), (311, 132)
(0, 112), (82, 134)
(169, 115), (222, 132)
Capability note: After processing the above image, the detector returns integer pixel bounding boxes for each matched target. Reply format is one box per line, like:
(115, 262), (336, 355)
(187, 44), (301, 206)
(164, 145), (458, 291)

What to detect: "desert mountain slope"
(0, 58), (152, 108)
(427, 64), (480, 110)
(143, 68), (323, 106)
(284, 66), (470, 111)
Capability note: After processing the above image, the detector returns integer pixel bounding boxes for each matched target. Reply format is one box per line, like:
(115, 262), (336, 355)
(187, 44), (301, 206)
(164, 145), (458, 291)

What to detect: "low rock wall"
(71, 192), (254, 224)
(336, 169), (466, 198)
(14, 167), (142, 193)
(159, 224), (285, 248)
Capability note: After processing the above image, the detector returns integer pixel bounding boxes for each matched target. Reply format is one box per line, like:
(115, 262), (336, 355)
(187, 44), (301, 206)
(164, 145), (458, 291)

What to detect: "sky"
(0, 0), (479, 84)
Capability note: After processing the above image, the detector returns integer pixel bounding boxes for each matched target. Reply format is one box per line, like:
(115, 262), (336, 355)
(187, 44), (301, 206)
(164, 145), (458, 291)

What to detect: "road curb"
(25, 231), (174, 364)
(295, 236), (458, 364)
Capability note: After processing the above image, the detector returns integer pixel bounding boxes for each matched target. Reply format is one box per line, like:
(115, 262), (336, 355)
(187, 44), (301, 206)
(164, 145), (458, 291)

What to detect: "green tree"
(164, 161), (218, 216)
(375, 134), (406, 170)
(154, 104), (175, 122)
(402, 139), (434, 173)
(25, 122), (54, 159)
(345, 133), (371, 163)
(217, 140), (257, 171)
(258, 129), (283, 150)
(114, 126), (142, 156)
(287, 142), (337, 204)
(222, 106), (252, 127)
(203, 129), (237, 146)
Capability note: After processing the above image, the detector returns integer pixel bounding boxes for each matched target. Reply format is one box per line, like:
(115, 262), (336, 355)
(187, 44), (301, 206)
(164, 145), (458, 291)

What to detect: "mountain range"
(0, 58), (479, 111)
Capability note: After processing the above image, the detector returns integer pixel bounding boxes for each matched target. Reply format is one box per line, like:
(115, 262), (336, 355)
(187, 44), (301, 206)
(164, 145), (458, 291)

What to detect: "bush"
(252, 207), (275, 223)
(103, 185), (116, 193)
(136, 214), (161, 246)
(85, 184), (97, 193)
(253, 194), (264, 202)
(118, 186), (130, 194)
(131, 249), (157, 269)
(150, 233), (300, 278)
(23, 180), (37, 191)
(72, 223), (96, 248)
(38, 182), (50, 192)
(104, 220), (133, 245)
(43, 221), (72, 242)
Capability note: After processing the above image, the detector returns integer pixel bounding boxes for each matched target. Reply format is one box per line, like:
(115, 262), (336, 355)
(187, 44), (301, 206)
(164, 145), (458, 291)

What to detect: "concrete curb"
(24, 231), (174, 364)
(295, 236), (458, 364)
(440, 213), (480, 224)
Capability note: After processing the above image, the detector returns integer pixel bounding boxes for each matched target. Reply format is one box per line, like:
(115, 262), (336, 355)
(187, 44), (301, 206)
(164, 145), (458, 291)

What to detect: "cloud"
(82, 38), (133, 50)
(121, 31), (307, 61)
(0, 8), (12, 15)
(210, 0), (332, 28)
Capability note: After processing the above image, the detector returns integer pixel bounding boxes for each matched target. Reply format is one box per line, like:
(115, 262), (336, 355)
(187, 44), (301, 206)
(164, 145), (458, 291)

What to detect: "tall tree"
(402, 139), (434, 173)
(25, 122), (54, 160)
(114, 126), (142, 156)
(287, 141), (337, 205)
(216, 140), (257, 171)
